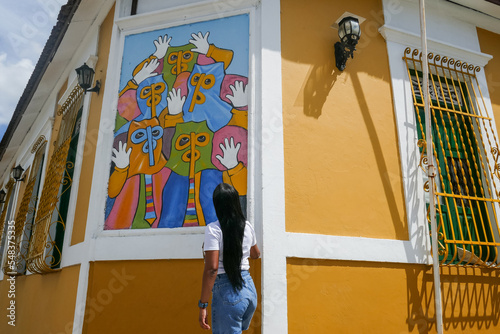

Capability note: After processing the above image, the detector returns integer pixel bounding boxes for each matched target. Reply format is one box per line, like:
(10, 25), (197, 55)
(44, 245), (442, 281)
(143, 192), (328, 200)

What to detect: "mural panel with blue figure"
(182, 63), (233, 132)
(105, 14), (249, 230)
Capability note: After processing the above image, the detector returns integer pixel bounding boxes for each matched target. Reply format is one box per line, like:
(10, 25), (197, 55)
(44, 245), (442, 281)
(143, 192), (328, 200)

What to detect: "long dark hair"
(213, 183), (246, 290)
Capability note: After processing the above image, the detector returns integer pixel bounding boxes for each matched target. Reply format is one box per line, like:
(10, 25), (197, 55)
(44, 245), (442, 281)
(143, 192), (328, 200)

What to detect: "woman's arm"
(199, 250), (219, 330)
(250, 244), (260, 259)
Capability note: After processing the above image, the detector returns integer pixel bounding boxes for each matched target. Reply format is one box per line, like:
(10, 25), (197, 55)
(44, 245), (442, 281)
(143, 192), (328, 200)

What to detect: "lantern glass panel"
(351, 20), (360, 36)
(13, 165), (24, 180)
(338, 24), (346, 39)
(345, 20), (352, 35)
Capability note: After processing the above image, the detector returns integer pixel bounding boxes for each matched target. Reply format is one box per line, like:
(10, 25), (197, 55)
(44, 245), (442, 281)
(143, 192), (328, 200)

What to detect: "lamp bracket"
(335, 42), (348, 72)
(85, 80), (101, 95)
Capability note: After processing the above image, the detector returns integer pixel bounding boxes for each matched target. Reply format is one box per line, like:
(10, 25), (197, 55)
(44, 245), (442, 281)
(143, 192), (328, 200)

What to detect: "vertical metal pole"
(419, 1), (444, 333)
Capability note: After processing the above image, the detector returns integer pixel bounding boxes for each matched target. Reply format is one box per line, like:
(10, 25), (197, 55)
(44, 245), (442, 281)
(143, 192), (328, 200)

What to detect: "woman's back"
(204, 220), (257, 275)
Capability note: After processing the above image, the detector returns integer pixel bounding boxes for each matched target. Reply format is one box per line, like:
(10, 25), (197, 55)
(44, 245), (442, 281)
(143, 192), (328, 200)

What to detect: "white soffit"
(446, 0), (500, 19)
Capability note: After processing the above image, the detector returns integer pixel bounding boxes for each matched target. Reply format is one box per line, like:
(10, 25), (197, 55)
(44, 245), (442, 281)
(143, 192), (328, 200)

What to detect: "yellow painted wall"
(0, 264), (80, 334)
(83, 259), (261, 334)
(477, 28), (500, 134)
(71, 5), (115, 245)
(287, 259), (500, 333)
(281, 0), (407, 239)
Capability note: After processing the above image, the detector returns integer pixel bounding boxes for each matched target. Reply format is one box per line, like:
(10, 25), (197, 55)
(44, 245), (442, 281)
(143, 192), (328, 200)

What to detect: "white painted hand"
(153, 34), (172, 59)
(167, 88), (186, 115)
(189, 32), (210, 55)
(225, 81), (247, 108)
(111, 141), (132, 169)
(133, 58), (160, 84)
(216, 137), (241, 170)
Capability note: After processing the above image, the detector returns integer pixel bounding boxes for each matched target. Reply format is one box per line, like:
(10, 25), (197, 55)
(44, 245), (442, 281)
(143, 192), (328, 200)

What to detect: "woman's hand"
(199, 308), (210, 330)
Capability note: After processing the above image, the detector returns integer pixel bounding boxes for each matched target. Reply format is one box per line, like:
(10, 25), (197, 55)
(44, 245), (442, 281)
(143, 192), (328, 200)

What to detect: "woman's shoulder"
(205, 220), (222, 233)
(244, 221), (256, 234)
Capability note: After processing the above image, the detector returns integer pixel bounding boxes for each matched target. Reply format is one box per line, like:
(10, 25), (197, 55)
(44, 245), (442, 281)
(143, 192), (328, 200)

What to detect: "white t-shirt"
(204, 220), (257, 274)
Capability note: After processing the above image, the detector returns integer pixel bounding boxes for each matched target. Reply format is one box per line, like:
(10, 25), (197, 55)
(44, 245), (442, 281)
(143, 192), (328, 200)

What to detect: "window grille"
(2, 139), (46, 275)
(0, 179), (15, 253)
(404, 47), (500, 267)
(26, 86), (84, 274)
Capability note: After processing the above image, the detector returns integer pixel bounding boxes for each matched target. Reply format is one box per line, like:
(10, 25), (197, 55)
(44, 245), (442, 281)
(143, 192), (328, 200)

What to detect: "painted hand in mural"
(153, 34), (172, 59)
(111, 141), (132, 169)
(167, 88), (186, 115)
(216, 137), (241, 170)
(133, 58), (160, 85)
(225, 81), (248, 108)
(190, 32), (210, 55)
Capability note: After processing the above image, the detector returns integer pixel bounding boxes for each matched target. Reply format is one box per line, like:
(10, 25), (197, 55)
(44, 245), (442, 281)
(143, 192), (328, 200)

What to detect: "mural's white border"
(88, 4), (258, 248)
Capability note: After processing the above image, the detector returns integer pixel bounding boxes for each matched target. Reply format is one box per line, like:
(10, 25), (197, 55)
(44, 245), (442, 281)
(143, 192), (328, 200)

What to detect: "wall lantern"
(75, 63), (100, 94)
(12, 164), (25, 182)
(334, 16), (361, 71)
(0, 190), (6, 203)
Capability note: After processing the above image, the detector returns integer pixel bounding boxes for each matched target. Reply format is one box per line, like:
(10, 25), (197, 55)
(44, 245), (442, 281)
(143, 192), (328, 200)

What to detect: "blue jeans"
(212, 271), (257, 334)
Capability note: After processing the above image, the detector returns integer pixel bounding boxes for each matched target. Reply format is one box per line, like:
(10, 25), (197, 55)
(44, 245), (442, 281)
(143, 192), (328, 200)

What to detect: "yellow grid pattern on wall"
(26, 86), (83, 274)
(404, 47), (500, 268)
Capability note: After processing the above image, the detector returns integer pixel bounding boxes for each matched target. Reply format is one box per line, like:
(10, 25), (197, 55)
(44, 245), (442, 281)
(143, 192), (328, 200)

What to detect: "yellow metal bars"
(2, 140), (47, 275)
(404, 47), (500, 268)
(26, 86), (83, 274)
(0, 179), (15, 248)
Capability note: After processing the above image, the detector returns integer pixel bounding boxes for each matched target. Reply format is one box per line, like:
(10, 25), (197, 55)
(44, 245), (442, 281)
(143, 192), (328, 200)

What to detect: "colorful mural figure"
(105, 15), (249, 229)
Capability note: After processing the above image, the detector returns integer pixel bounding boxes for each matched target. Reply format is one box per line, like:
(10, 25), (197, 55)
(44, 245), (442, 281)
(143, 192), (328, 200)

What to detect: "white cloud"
(0, 53), (35, 124)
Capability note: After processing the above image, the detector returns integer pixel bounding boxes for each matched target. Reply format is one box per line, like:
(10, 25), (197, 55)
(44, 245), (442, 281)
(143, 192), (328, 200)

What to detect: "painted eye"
(183, 53), (192, 60)
(152, 129), (160, 136)
(154, 85), (162, 91)
(142, 87), (151, 95)
(170, 54), (178, 61)
(135, 132), (144, 139)
(179, 137), (189, 146)
(193, 75), (200, 83)
(198, 135), (206, 142)
(204, 78), (212, 85)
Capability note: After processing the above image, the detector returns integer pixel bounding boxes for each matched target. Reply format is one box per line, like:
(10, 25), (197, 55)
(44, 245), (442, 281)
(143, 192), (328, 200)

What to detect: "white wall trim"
(286, 233), (430, 264)
(259, 0), (287, 333)
(115, 0), (260, 32)
(379, 25), (493, 67)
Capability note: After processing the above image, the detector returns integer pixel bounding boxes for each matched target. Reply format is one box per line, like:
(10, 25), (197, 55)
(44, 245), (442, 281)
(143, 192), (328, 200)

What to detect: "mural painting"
(105, 15), (249, 229)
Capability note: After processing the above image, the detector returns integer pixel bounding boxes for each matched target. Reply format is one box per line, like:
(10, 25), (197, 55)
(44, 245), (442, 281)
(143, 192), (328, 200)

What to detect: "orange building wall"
(71, 5), (115, 245)
(287, 259), (500, 333)
(281, 0), (407, 239)
(0, 264), (80, 334)
(82, 259), (261, 334)
(477, 28), (500, 134)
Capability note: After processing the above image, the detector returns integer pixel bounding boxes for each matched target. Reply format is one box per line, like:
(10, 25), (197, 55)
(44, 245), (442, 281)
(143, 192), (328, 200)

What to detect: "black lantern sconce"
(334, 16), (362, 71)
(12, 164), (25, 182)
(0, 189), (6, 204)
(75, 63), (101, 94)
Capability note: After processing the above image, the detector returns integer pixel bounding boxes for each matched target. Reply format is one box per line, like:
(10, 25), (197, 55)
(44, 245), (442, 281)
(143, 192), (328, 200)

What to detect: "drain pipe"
(419, 1), (444, 333)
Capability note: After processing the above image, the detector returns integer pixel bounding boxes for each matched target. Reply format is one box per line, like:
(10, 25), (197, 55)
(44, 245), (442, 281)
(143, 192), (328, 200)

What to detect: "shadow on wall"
(302, 55), (340, 119)
(406, 266), (500, 333)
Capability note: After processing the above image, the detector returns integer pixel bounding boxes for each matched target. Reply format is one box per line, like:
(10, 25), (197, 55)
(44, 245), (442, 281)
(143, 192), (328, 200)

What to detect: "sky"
(0, 0), (65, 142)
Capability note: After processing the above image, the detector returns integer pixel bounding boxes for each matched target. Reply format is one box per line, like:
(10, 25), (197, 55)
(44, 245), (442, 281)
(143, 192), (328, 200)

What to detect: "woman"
(199, 183), (261, 333)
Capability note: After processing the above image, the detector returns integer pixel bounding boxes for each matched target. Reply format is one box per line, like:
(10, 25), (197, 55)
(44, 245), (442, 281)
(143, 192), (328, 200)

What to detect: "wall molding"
(379, 25), (493, 67)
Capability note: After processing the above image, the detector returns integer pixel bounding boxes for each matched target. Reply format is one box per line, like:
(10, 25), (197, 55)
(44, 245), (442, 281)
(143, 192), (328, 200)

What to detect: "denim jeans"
(212, 271), (257, 334)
